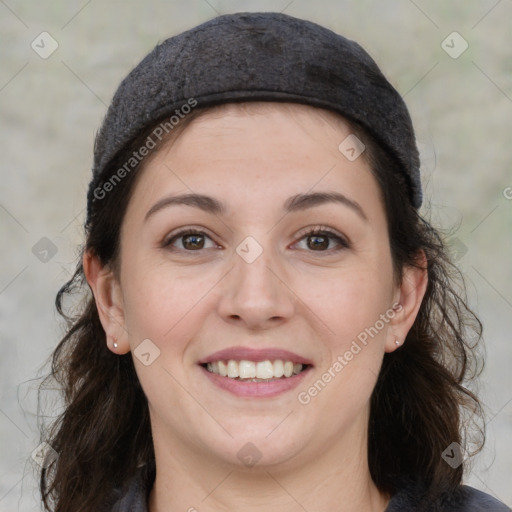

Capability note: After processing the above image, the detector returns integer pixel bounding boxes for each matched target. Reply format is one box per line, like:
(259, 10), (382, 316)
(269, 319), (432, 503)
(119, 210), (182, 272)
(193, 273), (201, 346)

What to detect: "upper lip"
(198, 346), (313, 366)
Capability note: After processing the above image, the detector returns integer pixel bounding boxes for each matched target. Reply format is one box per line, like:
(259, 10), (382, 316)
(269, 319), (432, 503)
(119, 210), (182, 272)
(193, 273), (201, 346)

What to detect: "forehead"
(124, 102), (384, 221)
(182, 102), (355, 144)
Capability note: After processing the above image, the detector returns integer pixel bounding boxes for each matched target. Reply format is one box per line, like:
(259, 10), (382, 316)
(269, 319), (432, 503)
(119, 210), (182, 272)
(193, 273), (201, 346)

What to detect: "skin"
(84, 103), (427, 512)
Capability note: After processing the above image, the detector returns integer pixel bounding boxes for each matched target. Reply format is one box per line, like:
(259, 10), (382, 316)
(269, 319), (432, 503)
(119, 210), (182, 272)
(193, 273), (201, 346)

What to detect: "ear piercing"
(109, 335), (118, 350)
(395, 339), (401, 346)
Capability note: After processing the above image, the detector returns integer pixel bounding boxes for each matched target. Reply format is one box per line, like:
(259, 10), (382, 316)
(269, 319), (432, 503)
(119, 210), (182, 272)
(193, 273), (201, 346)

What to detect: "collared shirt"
(109, 469), (511, 511)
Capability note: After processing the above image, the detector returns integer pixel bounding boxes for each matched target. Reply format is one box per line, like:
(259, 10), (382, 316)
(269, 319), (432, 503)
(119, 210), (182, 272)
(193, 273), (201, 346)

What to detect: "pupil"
(184, 234), (204, 249)
(308, 235), (328, 250)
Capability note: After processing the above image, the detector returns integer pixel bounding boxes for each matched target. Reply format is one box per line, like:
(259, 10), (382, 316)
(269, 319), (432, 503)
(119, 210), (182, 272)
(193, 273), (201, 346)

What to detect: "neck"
(148, 419), (390, 512)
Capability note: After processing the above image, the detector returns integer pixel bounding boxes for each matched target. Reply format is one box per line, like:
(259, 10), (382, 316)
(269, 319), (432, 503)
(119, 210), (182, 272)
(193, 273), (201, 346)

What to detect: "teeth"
(273, 359), (284, 378)
(239, 360), (256, 379)
(227, 360), (239, 378)
(256, 360), (274, 379)
(218, 360), (227, 377)
(284, 361), (293, 377)
(205, 359), (305, 380)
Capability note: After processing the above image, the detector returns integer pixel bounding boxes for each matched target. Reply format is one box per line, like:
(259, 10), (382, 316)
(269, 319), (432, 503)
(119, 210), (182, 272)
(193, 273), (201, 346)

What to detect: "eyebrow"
(144, 191), (367, 222)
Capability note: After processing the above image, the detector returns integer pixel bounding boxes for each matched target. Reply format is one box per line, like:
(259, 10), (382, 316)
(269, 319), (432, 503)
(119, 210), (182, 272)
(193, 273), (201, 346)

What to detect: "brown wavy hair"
(37, 103), (485, 511)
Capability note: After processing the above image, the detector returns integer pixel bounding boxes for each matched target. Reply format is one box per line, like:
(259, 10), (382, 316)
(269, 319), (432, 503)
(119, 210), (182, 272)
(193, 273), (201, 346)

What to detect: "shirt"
(109, 469), (511, 511)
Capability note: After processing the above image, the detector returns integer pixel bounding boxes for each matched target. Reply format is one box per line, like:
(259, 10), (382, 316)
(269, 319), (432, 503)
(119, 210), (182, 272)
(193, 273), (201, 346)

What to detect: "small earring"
(395, 339), (401, 346)
(113, 342), (118, 349)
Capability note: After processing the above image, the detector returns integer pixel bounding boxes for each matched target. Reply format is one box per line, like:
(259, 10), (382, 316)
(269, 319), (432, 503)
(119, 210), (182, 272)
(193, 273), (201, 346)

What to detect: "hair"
(38, 101), (485, 511)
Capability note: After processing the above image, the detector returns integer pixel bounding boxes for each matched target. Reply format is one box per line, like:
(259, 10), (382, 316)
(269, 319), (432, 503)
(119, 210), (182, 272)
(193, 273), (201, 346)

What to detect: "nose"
(216, 244), (296, 330)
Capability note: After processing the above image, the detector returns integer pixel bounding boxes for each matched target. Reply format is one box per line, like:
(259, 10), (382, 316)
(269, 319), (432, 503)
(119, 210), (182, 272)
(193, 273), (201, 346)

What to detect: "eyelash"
(162, 225), (350, 253)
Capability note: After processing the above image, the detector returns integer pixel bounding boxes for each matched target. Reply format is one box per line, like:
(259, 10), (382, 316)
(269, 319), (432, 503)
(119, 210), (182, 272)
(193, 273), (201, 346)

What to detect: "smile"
(203, 359), (307, 381)
(198, 346), (313, 397)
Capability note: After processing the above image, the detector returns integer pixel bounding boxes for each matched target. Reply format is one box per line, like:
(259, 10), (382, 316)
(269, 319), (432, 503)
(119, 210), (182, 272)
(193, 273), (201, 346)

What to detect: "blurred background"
(1, 0), (511, 510)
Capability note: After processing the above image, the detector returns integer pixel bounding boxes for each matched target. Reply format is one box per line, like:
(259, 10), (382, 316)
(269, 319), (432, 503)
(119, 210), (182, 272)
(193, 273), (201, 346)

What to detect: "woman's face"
(98, 104), (419, 471)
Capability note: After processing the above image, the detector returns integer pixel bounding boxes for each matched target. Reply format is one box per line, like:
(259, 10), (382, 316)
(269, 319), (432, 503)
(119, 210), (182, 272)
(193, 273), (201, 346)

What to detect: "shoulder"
(107, 473), (511, 512)
(386, 481), (510, 511)
(109, 466), (152, 512)
(444, 486), (511, 512)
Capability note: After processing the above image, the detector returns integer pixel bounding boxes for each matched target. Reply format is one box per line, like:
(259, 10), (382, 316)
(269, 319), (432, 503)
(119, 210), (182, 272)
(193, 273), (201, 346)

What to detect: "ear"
(385, 250), (428, 353)
(82, 250), (130, 354)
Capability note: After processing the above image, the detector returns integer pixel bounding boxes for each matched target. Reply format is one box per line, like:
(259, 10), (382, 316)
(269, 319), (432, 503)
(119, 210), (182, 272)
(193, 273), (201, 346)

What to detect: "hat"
(87, 11), (422, 220)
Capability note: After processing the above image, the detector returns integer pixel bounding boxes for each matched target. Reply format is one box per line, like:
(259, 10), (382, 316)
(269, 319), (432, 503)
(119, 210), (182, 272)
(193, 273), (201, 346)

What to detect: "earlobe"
(385, 250), (428, 353)
(82, 251), (130, 354)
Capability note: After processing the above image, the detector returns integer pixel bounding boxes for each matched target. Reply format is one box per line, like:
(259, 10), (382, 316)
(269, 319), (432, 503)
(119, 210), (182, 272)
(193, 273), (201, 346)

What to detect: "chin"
(210, 427), (307, 470)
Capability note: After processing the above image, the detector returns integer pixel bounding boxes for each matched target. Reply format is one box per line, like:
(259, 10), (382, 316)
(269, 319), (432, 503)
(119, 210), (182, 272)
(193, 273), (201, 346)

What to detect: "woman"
(38, 12), (510, 512)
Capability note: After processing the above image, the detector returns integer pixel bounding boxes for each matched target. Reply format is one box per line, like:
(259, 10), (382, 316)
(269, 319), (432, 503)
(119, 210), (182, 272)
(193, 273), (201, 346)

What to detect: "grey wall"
(1, 1), (511, 510)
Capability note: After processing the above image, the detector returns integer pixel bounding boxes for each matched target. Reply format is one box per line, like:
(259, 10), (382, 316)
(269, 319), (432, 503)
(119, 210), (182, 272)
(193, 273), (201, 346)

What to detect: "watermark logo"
(134, 338), (161, 366)
(441, 32), (468, 59)
(31, 32), (59, 59)
(236, 236), (263, 264)
(447, 237), (468, 262)
(32, 237), (58, 263)
(441, 442), (465, 468)
(338, 134), (366, 161)
(237, 442), (262, 467)
(32, 442), (58, 468)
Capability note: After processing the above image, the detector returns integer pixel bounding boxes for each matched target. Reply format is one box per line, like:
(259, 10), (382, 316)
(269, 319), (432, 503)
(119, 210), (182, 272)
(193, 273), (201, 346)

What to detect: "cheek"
(294, 270), (394, 422)
(120, 259), (223, 348)
(120, 266), (215, 409)
(292, 259), (395, 348)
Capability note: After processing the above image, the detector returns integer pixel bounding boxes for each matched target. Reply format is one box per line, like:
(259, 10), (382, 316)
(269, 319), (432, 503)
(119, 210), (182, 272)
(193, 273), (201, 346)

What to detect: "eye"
(294, 226), (350, 252)
(162, 229), (219, 251)
(161, 226), (349, 253)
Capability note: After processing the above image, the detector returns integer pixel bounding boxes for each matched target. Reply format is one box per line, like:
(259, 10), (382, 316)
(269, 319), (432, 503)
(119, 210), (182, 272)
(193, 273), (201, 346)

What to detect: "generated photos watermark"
(297, 303), (402, 405)
(93, 97), (198, 201)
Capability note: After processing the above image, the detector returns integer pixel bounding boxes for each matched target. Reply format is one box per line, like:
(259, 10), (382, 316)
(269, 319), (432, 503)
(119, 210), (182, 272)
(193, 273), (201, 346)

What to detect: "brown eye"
(182, 233), (205, 250)
(307, 234), (330, 251)
(163, 229), (217, 251)
(294, 227), (350, 253)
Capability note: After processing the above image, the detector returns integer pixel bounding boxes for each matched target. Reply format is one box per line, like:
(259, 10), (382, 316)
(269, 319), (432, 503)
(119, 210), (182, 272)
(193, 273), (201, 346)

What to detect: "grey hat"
(87, 11), (422, 220)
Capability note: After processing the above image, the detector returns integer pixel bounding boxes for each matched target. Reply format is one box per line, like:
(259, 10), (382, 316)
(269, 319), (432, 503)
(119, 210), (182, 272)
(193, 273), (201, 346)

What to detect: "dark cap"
(87, 12), (422, 221)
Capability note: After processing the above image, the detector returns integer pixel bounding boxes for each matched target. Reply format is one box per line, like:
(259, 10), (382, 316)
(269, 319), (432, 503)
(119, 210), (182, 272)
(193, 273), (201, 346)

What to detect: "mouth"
(200, 359), (311, 382)
(198, 347), (313, 397)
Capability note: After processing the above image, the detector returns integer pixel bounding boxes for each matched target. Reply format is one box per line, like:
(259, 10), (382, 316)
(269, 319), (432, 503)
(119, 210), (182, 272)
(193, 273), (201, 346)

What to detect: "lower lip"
(199, 365), (311, 398)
